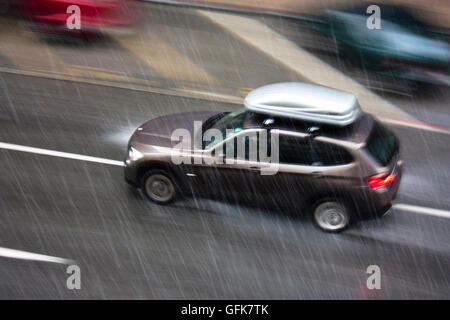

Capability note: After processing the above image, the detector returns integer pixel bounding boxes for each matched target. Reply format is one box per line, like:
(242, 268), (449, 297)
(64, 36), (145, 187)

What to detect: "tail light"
(367, 172), (397, 190)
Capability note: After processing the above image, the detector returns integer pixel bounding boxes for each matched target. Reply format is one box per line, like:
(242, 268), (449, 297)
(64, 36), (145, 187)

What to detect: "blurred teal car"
(316, 4), (450, 86)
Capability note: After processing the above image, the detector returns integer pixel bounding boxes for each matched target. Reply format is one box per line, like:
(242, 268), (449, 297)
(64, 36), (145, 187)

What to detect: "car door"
(250, 130), (318, 209)
(188, 129), (265, 203)
(257, 131), (357, 210)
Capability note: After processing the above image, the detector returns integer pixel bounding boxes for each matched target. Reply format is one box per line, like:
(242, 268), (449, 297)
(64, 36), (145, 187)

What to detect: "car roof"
(244, 82), (361, 126)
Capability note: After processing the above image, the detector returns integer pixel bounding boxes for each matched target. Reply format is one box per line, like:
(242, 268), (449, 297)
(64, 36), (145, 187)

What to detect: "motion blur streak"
(5, 0), (138, 34)
(198, 9), (413, 120)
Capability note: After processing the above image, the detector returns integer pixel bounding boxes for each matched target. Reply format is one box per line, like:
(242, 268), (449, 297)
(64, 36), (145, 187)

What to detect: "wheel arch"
(305, 191), (358, 217)
(136, 161), (183, 187)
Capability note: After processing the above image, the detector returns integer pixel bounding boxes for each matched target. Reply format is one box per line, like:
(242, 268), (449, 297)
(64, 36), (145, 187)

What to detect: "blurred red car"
(1, 0), (137, 33)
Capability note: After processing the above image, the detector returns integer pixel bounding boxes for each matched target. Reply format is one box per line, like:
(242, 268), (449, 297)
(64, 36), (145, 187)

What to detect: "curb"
(141, 0), (323, 24)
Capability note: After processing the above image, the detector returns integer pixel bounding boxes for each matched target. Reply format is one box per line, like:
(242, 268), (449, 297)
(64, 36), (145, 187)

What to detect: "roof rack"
(244, 82), (361, 126)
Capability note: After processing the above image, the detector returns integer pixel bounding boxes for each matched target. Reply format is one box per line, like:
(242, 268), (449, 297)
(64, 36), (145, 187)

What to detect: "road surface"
(0, 2), (449, 299)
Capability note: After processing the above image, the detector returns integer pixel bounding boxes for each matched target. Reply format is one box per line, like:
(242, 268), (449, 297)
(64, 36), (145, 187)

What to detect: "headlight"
(128, 146), (144, 161)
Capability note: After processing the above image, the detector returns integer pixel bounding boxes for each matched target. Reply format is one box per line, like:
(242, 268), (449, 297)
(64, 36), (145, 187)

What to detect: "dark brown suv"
(124, 83), (402, 232)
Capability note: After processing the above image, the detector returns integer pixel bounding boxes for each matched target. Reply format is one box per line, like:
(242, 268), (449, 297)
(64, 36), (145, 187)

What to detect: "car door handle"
(249, 166), (261, 172)
(311, 171), (324, 178)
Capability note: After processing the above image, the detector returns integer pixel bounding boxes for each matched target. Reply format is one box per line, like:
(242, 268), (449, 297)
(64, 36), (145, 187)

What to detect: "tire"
(312, 200), (350, 233)
(141, 170), (177, 205)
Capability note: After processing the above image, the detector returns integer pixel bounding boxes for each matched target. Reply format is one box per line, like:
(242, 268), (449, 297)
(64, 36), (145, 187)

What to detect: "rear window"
(312, 141), (353, 166)
(366, 121), (398, 166)
(278, 135), (353, 166)
(279, 135), (312, 165)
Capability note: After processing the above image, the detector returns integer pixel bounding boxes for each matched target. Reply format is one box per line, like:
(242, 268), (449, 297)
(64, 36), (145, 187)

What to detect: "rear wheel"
(313, 200), (350, 233)
(142, 171), (176, 205)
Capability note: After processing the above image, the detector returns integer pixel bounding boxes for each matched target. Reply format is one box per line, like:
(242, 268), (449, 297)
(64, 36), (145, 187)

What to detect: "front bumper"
(124, 152), (142, 187)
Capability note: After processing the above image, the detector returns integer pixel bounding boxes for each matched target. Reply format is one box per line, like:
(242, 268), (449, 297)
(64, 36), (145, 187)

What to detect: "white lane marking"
(0, 142), (125, 167)
(0, 247), (74, 264)
(394, 204), (450, 219)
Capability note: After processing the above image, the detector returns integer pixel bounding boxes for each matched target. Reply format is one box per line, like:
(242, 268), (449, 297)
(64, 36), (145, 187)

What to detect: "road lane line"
(198, 10), (414, 121)
(0, 247), (74, 264)
(394, 204), (450, 219)
(0, 142), (125, 167)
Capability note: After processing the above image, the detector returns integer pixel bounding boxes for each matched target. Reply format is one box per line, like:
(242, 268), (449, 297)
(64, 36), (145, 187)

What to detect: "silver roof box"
(244, 82), (361, 126)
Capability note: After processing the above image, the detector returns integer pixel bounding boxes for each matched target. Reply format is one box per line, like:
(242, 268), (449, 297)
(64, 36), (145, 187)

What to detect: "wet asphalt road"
(1, 73), (449, 299)
(0, 3), (449, 299)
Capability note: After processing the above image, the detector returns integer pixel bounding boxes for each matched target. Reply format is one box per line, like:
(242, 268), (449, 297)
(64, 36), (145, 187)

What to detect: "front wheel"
(313, 201), (350, 233)
(142, 171), (177, 205)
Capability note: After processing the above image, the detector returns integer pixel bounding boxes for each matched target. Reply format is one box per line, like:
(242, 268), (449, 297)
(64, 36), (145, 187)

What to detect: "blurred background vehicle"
(0, 0), (138, 34)
(314, 4), (450, 88)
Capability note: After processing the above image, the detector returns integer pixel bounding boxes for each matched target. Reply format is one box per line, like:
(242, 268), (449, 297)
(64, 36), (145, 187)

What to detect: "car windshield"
(203, 108), (247, 149)
(366, 121), (398, 166)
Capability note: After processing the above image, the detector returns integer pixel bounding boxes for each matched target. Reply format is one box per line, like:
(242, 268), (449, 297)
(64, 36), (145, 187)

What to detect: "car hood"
(130, 111), (218, 148)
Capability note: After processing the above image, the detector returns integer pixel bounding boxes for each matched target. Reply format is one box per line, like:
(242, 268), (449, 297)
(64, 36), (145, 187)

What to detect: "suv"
(125, 83), (402, 232)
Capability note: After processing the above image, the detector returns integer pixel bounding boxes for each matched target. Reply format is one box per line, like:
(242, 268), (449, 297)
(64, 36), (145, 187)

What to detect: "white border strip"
(0, 247), (74, 264)
(0, 142), (125, 167)
(394, 204), (450, 219)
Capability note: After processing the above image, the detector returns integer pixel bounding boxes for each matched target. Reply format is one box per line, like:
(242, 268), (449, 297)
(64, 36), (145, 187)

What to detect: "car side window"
(221, 132), (259, 161)
(311, 141), (353, 166)
(278, 135), (313, 165)
(278, 135), (353, 166)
